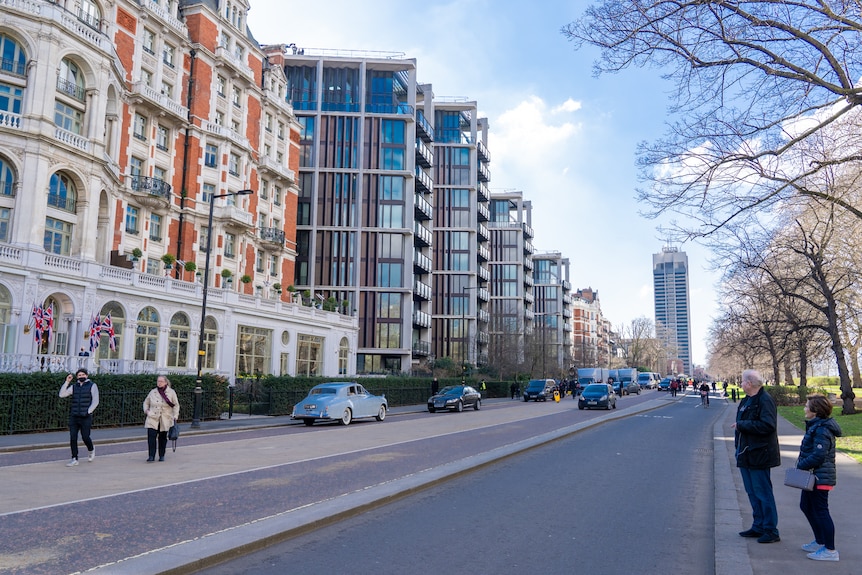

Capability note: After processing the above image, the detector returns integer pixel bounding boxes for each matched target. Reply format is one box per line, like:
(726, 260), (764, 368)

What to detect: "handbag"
(784, 467), (815, 491)
(167, 421), (179, 442)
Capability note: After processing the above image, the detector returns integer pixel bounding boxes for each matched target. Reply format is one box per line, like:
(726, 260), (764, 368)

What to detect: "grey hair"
(742, 369), (762, 387)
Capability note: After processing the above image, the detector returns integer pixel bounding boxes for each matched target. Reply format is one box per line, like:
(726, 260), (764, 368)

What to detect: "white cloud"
(552, 98), (583, 114)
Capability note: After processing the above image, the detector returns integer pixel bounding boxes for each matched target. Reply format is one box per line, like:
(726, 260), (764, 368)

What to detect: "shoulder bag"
(784, 467), (815, 491)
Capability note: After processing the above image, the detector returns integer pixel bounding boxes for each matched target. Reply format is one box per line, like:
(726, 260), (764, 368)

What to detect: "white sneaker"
(801, 541), (822, 553)
(807, 548), (839, 561)
(66, 458), (78, 467)
(87, 449), (95, 462)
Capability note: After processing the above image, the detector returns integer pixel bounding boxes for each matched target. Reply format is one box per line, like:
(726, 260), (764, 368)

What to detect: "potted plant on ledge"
(161, 253), (176, 270)
(130, 248), (143, 262)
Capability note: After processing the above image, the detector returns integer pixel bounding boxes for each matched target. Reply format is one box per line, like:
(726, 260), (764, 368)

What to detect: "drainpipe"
(175, 48), (196, 279)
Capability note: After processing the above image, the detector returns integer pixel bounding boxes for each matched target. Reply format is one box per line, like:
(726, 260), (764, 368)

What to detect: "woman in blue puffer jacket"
(796, 394), (842, 562)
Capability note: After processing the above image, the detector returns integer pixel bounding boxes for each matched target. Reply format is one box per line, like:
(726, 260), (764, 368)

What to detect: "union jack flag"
(101, 312), (117, 351)
(42, 304), (54, 344)
(31, 302), (43, 343)
(89, 313), (102, 353)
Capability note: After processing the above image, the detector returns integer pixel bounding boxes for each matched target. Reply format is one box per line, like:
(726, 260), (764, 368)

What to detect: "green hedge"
(765, 384), (831, 406)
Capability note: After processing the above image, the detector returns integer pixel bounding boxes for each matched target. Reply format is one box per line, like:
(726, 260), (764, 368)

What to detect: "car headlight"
(445, 398), (457, 404)
(600, 395), (608, 401)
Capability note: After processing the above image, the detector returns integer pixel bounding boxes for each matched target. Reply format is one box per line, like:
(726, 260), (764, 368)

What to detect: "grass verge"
(778, 406), (862, 465)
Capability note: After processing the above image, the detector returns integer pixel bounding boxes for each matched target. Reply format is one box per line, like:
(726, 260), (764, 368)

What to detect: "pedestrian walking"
(58, 368), (99, 467)
(796, 394), (842, 561)
(732, 369), (781, 543)
(143, 375), (180, 462)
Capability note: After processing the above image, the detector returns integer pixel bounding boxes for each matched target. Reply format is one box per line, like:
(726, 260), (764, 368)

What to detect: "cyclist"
(699, 381), (711, 407)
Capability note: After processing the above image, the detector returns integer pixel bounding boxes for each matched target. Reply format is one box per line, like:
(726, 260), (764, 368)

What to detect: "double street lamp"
(191, 188), (254, 428)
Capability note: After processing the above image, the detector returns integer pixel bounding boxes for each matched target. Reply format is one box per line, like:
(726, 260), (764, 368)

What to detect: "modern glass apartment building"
(531, 252), (573, 378)
(272, 48), (430, 374)
(653, 246), (692, 375)
(431, 101), (491, 371)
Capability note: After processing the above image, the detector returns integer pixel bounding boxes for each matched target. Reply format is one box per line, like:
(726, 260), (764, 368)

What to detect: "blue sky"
(248, 0), (722, 367)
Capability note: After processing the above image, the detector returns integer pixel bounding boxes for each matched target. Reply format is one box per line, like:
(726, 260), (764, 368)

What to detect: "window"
(338, 337), (349, 375)
(377, 262), (402, 287)
(202, 183), (215, 204)
(265, 113), (272, 132)
(200, 226), (209, 252)
(135, 306), (159, 361)
(0, 156), (13, 197)
(0, 208), (10, 242)
(133, 113), (147, 140)
(125, 205), (139, 234)
(167, 313), (189, 368)
(274, 186), (282, 206)
(95, 302), (124, 360)
(256, 250), (264, 272)
(231, 119), (240, 133)
(204, 144), (218, 167)
(296, 334), (322, 376)
(269, 254), (278, 276)
(260, 179), (269, 199)
(47, 172), (77, 212)
(44, 217), (72, 255)
(232, 86), (241, 107)
(216, 75), (226, 97)
(160, 81), (173, 99)
(57, 58), (85, 101)
(277, 122), (285, 140)
(145, 258), (161, 275)
(130, 156), (144, 177)
(140, 69), (153, 87)
(162, 43), (175, 68)
(224, 232), (236, 258)
(0, 34), (27, 77)
(156, 124), (169, 151)
(54, 102), (83, 134)
(142, 28), (155, 54)
(236, 325), (272, 375)
(228, 153), (240, 176)
(202, 316), (217, 369)
(0, 84), (23, 116)
(153, 166), (167, 183)
(78, 0), (101, 31)
(149, 213), (162, 241)
(219, 32), (230, 50)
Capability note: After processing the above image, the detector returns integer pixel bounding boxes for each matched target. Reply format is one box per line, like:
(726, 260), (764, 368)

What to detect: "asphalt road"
(198, 395), (727, 575)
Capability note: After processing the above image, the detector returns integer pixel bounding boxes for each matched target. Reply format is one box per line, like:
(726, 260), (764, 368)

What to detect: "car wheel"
(375, 405), (386, 421)
(455, 400), (463, 413)
(428, 406), (436, 413)
(474, 399), (481, 410)
(340, 408), (352, 426)
(523, 396), (528, 402)
(303, 419), (315, 426)
(578, 405), (584, 410)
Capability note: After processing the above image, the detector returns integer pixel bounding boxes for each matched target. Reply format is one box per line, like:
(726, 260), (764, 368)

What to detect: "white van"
(637, 372), (657, 389)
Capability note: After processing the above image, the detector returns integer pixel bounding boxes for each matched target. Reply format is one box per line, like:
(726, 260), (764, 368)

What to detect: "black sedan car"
(577, 383), (617, 410)
(428, 385), (482, 413)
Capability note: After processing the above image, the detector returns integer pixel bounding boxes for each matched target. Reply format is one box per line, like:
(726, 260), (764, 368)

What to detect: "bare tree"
(563, 2), (862, 240)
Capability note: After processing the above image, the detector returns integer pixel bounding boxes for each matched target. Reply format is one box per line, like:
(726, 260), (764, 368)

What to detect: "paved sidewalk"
(1, 394), (858, 575)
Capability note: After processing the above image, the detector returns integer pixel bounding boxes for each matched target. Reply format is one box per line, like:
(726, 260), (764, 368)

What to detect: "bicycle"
(700, 390), (709, 408)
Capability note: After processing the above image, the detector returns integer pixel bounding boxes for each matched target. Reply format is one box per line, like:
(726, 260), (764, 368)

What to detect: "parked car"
(624, 380), (641, 395)
(428, 385), (482, 413)
(658, 377), (672, 391)
(523, 379), (557, 402)
(578, 383), (617, 410)
(291, 383), (387, 426)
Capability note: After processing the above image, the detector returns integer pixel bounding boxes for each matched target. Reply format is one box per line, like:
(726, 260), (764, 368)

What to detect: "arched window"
(203, 316), (218, 369)
(47, 171), (77, 212)
(0, 33), (27, 76)
(167, 312), (189, 368)
(96, 302), (124, 360)
(338, 337), (349, 375)
(77, 0), (102, 31)
(0, 156), (14, 197)
(135, 306), (159, 361)
(0, 156), (14, 243)
(55, 58), (85, 135)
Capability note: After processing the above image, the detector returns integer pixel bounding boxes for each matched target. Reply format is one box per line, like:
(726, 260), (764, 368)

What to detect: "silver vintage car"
(291, 382), (387, 426)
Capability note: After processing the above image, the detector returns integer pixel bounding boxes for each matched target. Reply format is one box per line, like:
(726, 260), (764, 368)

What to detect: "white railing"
(55, 127), (89, 152)
(0, 110), (22, 129)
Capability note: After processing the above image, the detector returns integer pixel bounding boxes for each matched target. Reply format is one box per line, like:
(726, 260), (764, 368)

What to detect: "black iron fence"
(0, 380), (514, 435)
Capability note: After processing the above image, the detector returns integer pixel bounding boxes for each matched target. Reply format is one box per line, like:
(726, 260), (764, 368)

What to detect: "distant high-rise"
(653, 246), (692, 375)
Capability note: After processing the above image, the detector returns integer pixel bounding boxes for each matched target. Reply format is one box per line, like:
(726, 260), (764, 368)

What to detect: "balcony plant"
(130, 248), (143, 262)
(272, 282), (282, 294)
(161, 253), (176, 269)
(183, 261), (197, 272)
(240, 274), (252, 284)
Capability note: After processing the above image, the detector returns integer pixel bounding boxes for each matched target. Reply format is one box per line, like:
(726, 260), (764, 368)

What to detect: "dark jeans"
(740, 467), (779, 536)
(147, 427), (168, 459)
(800, 488), (835, 549)
(69, 413), (93, 459)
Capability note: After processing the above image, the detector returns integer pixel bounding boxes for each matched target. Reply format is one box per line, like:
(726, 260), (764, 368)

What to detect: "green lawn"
(778, 406), (862, 465)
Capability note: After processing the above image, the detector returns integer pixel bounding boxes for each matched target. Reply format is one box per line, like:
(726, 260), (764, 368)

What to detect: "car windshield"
(526, 381), (545, 389)
(310, 387), (338, 395)
(583, 384), (606, 393)
(439, 386), (463, 395)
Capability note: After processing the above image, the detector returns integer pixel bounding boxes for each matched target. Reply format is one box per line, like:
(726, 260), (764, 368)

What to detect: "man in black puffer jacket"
(59, 368), (100, 467)
(732, 369), (781, 543)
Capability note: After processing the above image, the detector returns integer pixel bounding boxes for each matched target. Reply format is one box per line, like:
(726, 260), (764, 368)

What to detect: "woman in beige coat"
(143, 375), (179, 462)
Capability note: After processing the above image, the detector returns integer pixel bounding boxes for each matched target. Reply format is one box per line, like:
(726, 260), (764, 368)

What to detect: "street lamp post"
(191, 188), (254, 428)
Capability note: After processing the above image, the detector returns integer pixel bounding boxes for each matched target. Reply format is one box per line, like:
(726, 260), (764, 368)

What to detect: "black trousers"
(147, 427), (168, 458)
(69, 414), (93, 459)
